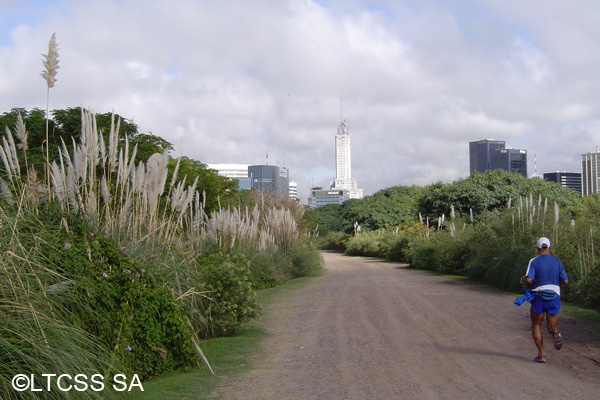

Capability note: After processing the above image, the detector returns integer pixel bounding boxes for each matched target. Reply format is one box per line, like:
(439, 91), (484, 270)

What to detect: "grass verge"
(127, 325), (266, 400)
(127, 269), (323, 399)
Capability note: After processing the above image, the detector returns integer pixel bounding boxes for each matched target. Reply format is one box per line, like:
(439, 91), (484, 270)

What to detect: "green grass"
(560, 303), (600, 339)
(125, 325), (266, 400)
(126, 270), (323, 399)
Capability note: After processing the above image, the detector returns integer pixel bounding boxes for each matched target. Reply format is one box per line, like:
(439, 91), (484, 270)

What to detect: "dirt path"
(211, 252), (600, 399)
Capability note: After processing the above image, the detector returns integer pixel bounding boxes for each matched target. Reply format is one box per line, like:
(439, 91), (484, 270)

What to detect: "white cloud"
(0, 0), (598, 201)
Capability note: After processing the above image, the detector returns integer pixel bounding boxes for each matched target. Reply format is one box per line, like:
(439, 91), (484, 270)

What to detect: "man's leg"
(546, 313), (558, 331)
(530, 308), (545, 355)
(546, 312), (563, 350)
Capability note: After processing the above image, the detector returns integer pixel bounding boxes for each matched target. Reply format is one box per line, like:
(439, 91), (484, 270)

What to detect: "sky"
(0, 0), (598, 203)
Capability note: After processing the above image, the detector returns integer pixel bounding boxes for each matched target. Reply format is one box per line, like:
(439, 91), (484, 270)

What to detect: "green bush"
(289, 246), (323, 278)
(383, 234), (410, 262)
(56, 233), (198, 380)
(199, 253), (260, 337)
(344, 231), (385, 258)
(6, 204), (198, 380)
(569, 263), (600, 311)
(405, 236), (438, 270)
(318, 231), (348, 251)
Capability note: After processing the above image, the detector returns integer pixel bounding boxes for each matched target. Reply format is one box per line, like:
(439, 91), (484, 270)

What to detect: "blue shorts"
(531, 295), (561, 315)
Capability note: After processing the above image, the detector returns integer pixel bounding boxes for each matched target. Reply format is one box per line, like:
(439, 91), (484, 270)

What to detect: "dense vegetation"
(307, 170), (599, 312)
(0, 106), (321, 399)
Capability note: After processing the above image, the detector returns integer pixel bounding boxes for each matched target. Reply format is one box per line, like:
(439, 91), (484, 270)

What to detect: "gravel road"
(211, 252), (600, 399)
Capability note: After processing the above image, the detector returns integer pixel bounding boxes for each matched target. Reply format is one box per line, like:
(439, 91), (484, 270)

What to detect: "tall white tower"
(331, 119), (363, 199)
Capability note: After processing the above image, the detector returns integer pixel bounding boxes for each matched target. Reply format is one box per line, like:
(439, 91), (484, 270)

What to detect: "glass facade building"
(469, 139), (505, 174)
(469, 139), (527, 177)
(543, 172), (582, 194)
(490, 148), (527, 177)
(248, 165), (289, 198)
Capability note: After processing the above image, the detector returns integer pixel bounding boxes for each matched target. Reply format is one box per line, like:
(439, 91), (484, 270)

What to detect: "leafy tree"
(131, 133), (173, 163)
(168, 156), (237, 215)
(311, 203), (344, 235)
(417, 170), (582, 221)
(0, 107), (52, 170)
(311, 185), (423, 234)
(338, 186), (423, 233)
(1, 106), (173, 179)
(52, 107), (139, 142)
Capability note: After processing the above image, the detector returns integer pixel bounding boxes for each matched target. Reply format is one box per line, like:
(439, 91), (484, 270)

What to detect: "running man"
(524, 237), (569, 363)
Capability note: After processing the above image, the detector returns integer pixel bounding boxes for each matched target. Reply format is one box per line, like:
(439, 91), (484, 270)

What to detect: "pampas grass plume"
(41, 33), (59, 88)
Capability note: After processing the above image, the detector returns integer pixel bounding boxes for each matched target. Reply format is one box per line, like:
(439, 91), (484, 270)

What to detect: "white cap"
(537, 237), (551, 249)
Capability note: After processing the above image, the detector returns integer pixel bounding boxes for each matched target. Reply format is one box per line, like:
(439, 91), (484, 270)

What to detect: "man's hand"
(520, 276), (532, 288)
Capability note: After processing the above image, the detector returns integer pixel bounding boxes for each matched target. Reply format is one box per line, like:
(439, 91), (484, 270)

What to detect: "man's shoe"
(533, 354), (547, 363)
(550, 327), (563, 350)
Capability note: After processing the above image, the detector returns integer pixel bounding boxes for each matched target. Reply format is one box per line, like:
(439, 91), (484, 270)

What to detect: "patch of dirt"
(211, 252), (600, 399)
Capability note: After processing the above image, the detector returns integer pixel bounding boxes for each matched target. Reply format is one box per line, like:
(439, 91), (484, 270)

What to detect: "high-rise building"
(543, 172), (582, 194)
(491, 148), (528, 177)
(469, 139), (527, 177)
(208, 163), (252, 189)
(308, 187), (350, 208)
(581, 150), (600, 196)
(469, 139), (505, 174)
(288, 181), (298, 201)
(248, 165), (289, 198)
(330, 120), (363, 199)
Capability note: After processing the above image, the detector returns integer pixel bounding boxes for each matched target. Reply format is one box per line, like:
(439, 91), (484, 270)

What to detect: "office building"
(469, 139), (527, 177)
(490, 148), (528, 177)
(209, 163), (291, 195)
(308, 187), (350, 208)
(543, 172), (582, 194)
(208, 163), (252, 190)
(248, 165), (289, 198)
(469, 139), (505, 174)
(289, 181), (298, 201)
(581, 150), (600, 196)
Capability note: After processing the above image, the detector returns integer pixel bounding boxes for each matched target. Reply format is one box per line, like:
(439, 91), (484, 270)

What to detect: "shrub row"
(338, 204), (600, 312)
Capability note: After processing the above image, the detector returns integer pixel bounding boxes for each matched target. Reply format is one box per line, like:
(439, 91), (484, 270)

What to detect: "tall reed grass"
(1, 33), (321, 392)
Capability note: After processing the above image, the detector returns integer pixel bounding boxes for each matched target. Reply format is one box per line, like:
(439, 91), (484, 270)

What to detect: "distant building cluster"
(208, 163), (297, 200)
(469, 139), (527, 177)
(469, 139), (599, 196)
(308, 119), (363, 208)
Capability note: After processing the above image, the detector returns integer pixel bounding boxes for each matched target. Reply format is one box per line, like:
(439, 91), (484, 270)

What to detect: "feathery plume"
(14, 112), (28, 152)
(0, 177), (14, 205)
(41, 33), (59, 88)
(42, 33), (59, 198)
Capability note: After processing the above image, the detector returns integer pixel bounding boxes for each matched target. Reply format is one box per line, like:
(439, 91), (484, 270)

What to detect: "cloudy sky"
(1, 0), (598, 202)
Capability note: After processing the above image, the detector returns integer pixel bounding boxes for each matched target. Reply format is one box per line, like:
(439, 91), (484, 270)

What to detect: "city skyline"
(0, 1), (598, 202)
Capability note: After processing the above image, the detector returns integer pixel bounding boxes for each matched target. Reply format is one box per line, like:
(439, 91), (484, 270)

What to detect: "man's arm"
(524, 277), (533, 288)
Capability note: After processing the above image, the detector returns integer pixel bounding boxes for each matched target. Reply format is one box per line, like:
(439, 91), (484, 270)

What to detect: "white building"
(289, 181), (298, 200)
(330, 120), (363, 199)
(207, 163), (249, 178)
(207, 163), (252, 190)
(581, 149), (600, 196)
